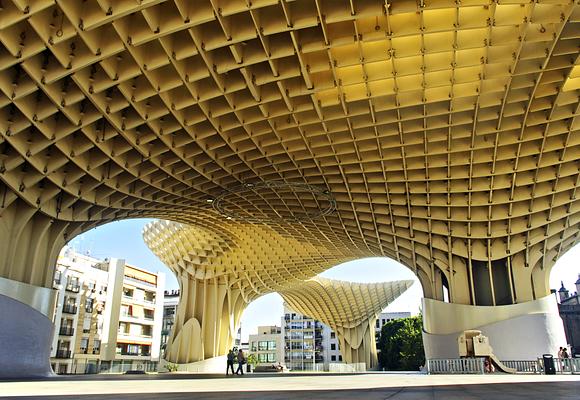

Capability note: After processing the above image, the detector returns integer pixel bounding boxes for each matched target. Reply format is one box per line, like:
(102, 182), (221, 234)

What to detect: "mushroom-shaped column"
(143, 220), (368, 364)
(279, 277), (413, 369)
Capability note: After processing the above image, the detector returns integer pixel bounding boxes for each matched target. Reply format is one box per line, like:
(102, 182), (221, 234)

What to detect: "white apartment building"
(282, 304), (324, 371)
(248, 326), (284, 366)
(50, 247), (164, 374)
(282, 304), (412, 372)
(375, 312), (412, 334)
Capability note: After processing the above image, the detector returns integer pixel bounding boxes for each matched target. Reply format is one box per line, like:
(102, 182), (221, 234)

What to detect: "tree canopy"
(377, 315), (425, 371)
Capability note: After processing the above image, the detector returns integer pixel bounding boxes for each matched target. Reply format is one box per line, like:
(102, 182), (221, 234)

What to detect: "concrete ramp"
(489, 354), (516, 374)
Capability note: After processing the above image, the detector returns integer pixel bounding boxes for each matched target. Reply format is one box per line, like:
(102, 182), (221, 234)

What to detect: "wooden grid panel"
(143, 219), (411, 366)
(0, 1), (579, 298)
(143, 219), (371, 300)
(281, 276), (412, 367)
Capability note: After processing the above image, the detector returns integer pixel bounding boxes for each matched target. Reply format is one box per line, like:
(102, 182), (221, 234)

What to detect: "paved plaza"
(1, 373), (579, 400)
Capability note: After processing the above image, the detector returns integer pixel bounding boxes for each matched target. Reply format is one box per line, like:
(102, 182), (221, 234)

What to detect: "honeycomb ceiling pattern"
(281, 276), (413, 328)
(142, 219), (411, 366)
(143, 219), (370, 299)
(281, 276), (412, 367)
(1, 0), (580, 290)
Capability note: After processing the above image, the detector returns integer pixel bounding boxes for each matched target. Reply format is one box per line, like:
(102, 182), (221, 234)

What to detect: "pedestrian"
(562, 347), (569, 359)
(558, 347), (563, 359)
(235, 349), (245, 375)
(226, 349), (235, 376)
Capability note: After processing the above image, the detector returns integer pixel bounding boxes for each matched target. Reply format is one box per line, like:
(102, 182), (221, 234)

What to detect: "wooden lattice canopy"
(1, 0), (579, 303)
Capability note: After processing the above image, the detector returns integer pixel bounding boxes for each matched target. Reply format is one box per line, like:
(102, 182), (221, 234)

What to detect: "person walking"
(235, 349), (245, 375)
(226, 349), (235, 376)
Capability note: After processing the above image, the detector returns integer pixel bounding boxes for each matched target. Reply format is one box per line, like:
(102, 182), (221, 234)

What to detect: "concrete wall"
(422, 296), (567, 361)
(0, 293), (55, 378)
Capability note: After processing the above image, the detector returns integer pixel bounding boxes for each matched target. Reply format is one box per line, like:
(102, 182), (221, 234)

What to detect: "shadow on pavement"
(1, 382), (579, 400)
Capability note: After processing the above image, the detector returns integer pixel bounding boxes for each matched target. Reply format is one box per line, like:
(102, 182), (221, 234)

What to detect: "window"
(258, 341), (268, 351)
(80, 338), (88, 353)
(251, 342), (257, 351)
(258, 353), (267, 363)
(330, 332), (335, 339)
(339, 355), (342, 362)
(121, 305), (132, 317)
(142, 325), (152, 337)
(375, 320), (379, 328)
(83, 317), (91, 333)
(66, 277), (80, 292)
(291, 342), (302, 350)
(53, 271), (62, 285)
(93, 340), (101, 354)
(267, 353), (276, 362)
(331, 343), (336, 350)
(85, 298), (94, 313)
(144, 291), (155, 302)
(141, 345), (151, 356)
(123, 288), (134, 298)
(127, 344), (139, 355)
(268, 341), (276, 350)
(331, 355), (336, 361)
(144, 309), (154, 320)
(119, 322), (129, 334)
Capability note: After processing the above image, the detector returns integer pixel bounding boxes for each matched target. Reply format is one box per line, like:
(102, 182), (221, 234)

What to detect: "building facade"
(282, 305), (324, 371)
(248, 326), (284, 366)
(557, 276), (580, 357)
(161, 290), (180, 358)
(50, 248), (164, 374)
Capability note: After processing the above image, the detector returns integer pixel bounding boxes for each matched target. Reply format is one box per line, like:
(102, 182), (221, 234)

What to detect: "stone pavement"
(1, 373), (578, 399)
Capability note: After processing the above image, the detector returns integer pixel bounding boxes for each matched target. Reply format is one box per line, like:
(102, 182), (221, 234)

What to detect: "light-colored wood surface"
(143, 220), (412, 367)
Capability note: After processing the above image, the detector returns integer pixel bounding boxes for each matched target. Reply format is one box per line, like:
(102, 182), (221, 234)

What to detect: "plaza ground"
(1, 372), (579, 399)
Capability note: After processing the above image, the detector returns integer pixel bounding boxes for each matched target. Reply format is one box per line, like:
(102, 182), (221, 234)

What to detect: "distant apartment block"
(161, 290), (180, 357)
(50, 247), (164, 374)
(375, 312), (412, 337)
(282, 304), (411, 371)
(249, 326), (284, 366)
(282, 305), (324, 371)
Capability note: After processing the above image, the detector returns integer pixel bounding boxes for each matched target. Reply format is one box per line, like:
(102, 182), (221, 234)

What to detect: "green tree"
(377, 315), (425, 371)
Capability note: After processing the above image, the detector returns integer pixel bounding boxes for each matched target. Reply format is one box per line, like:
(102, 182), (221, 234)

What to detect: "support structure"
(0, 0), (578, 376)
(279, 277), (412, 369)
(422, 296), (567, 361)
(143, 220), (412, 368)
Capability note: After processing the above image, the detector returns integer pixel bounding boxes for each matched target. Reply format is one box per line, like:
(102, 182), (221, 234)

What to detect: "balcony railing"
(59, 326), (75, 336)
(62, 304), (77, 314)
(55, 349), (71, 359)
(65, 283), (80, 293)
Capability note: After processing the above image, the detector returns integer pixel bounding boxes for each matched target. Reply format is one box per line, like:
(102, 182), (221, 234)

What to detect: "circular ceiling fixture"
(212, 181), (336, 223)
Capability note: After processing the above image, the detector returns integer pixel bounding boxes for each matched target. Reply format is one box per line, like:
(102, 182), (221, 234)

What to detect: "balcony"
(62, 304), (77, 314)
(59, 326), (75, 336)
(65, 283), (80, 293)
(55, 349), (71, 358)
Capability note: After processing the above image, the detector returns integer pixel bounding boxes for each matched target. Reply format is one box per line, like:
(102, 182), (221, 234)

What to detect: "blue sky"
(70, 218), (580, 341)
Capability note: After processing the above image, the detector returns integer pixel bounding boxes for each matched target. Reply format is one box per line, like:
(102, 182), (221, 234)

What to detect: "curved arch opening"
(49, 218), (178, 374)
(236, 257), (422, 371)
(550, 242), (580, 299)
(549, 242), (580, 357)
(64, 218), (178, 289)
